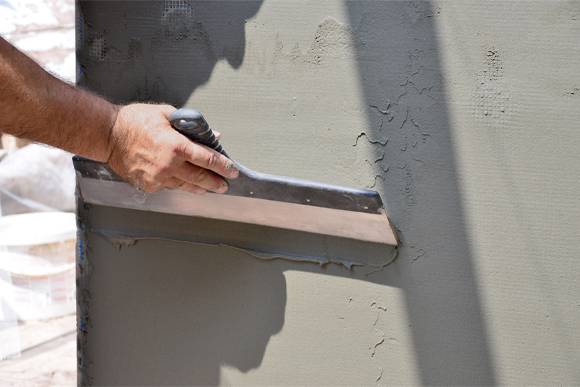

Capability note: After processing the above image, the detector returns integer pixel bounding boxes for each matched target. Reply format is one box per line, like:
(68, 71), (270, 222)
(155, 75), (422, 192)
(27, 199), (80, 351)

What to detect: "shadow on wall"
(77, 2), (275, 386)
(249, 2), (497, 384)
(78, 0), (263, 105)
(81, 207), (287, 385)
(341, 1), (497, 384)
(79, 1), (496, 385)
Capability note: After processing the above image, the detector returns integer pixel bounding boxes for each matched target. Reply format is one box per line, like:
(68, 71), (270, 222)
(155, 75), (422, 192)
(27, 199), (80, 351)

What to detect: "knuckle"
(160, 104), (176, 114)
(173, 142), (190, 157)
(205, 152), (219, 169)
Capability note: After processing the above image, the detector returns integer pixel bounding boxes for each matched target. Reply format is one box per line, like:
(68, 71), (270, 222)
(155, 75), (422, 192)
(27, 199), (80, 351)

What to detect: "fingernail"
(225, 161), (239, 178)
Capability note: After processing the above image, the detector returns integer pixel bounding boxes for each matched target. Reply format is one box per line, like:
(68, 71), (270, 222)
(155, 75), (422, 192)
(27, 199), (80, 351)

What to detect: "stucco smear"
(77, 1), (580, 385)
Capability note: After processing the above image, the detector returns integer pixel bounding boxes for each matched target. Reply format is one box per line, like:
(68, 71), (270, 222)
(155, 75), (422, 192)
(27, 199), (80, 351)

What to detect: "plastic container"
(0, 212), (76, 320)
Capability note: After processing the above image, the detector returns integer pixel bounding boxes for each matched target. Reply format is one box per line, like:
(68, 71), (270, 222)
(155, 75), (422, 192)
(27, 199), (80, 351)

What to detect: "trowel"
(167, 108), (398, 246)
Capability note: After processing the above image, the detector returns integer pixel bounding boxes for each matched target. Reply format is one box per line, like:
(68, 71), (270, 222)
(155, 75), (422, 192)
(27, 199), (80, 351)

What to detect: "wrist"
(102, 103), (121, 163)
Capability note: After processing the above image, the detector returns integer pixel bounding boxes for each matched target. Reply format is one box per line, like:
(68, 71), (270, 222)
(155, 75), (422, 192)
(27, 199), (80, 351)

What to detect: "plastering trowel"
(166, 108), (398, 246)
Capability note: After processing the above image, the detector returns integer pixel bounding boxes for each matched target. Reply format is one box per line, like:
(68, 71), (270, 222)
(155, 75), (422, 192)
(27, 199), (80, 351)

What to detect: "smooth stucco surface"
(78, 1), (580, 385)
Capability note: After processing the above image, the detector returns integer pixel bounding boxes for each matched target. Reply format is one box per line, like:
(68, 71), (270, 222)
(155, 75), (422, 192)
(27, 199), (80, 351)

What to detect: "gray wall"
(78, 1), (580, 385)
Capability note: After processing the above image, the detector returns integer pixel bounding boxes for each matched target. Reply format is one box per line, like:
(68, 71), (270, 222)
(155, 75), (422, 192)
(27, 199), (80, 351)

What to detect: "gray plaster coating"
(76, 1), (580, 385)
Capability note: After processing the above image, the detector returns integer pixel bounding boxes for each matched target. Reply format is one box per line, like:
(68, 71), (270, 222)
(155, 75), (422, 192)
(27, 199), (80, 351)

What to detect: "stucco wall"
(78, 1), (580, 385)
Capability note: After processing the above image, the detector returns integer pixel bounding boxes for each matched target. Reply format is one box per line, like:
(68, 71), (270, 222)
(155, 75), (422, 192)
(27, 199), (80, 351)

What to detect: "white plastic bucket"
(0, 212), (76, 321)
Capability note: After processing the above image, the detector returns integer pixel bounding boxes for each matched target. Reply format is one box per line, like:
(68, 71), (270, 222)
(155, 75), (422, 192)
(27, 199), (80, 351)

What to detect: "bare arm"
(0, 36), (238, 193)
(0, 36), (116, 161)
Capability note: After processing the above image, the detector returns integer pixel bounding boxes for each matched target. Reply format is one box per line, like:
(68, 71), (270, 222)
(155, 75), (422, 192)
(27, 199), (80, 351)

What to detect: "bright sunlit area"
(0, 0), (77, 385)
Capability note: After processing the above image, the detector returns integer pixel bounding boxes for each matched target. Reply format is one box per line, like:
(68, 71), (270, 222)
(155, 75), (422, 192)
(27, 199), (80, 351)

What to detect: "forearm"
(0, 36), (117, 161)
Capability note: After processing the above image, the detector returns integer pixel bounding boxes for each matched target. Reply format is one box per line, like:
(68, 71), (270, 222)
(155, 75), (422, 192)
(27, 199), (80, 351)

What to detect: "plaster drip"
(92, 229), (399, 270)
(371, 336), (385, 357)
(376, 367), (384, 382)
(364, 248), (399, 276)
(353, 132), (389, 147)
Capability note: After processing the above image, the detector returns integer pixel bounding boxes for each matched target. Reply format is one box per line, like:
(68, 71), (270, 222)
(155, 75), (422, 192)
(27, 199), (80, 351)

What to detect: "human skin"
(0, 36), (239, 194)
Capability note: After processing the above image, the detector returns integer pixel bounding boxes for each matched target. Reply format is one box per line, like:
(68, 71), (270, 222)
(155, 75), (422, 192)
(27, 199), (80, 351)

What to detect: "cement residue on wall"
(474, 47), (511, 124)
(306, 17), (362, 65)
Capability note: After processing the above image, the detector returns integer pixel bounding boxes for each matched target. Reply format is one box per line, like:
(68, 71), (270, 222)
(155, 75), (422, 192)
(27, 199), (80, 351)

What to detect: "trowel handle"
(169, 108), (228, 157)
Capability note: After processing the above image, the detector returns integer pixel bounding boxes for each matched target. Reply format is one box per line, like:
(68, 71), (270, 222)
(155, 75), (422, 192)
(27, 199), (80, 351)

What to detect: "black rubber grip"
(169, 108), (228, 157)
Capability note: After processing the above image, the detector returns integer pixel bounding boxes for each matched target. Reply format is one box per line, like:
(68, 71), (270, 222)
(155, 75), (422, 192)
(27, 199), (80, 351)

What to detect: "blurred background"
(0, 0), (77, 385)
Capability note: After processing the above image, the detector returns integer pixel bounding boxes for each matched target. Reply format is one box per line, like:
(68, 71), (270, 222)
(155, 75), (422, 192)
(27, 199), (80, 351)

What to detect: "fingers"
(179, 182), (207, 194)
(163, 177), (184, 190)
(163, 177), (207, 194)
(173, 140), (239, 180)
(133, 176), (207, 195)
(109, 103), (236, 195)
(173, 162), (229, 193)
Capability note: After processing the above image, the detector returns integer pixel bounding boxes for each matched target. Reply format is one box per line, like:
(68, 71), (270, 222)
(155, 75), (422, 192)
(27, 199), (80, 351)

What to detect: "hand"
(106, 103), (239, 194)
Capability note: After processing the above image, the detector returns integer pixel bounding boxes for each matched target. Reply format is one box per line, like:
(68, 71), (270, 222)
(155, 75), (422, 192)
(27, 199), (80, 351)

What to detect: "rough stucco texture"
(78, 1), (580, 385)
